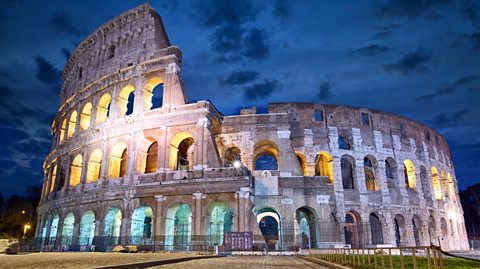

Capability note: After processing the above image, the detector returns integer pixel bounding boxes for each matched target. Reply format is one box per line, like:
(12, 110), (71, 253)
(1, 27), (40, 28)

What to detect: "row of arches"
(57, 78), (165, 145)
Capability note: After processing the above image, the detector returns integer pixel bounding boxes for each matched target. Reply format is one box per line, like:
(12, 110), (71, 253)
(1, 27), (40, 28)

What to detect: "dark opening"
(338, 136), (351, 150)
(108, 45), (115, 59)
(145, 142), (158, 173)
(361, 113), (370, 125)
(259, 216), (278, 250)
(120, 149), (127, 177)
(151, 83), (164, 109)
(314, 109), (324, 121)
(255, 155), (278, 170)
(126, 92), (134, 115)
(341, 156), (354, 189)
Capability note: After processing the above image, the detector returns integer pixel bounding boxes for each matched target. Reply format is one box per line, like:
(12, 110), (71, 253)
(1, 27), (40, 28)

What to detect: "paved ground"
(0, 252), (192, 269)
(151, 255), (329, 269)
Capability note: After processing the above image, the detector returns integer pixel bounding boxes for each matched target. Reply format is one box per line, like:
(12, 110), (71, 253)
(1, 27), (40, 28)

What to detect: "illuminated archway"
(223, 146), (241, 167)
(206, 202), (234, 246)
(103, 207), (122, 246)
(257, 208), (281, 250)
(86, 149), (102, 183)
(69, 154), (83, 187)
(118, 85), (135, 116)
(165, 203), (192, 250)
(49, 164), (57, 193)
(80, 102), (92, 130)
(108, 143), (127, 178)
(144, 77), (164, 110)
(315, 151), (333, 183)
(61, 212), (75, 245)
(431, 167), (442, 200)
(253, 140), (279, 171)
(131, 206), (153, 245)
(67, 111), (77, 139)
(79, 210), (95, 245)
(96, 93), (111, 124)
(49, 214), (59, 245)
(295, 207), (318, 248)
(403, 160), (416, 189)
(364, 155), (379, 191)
(345, 211), (362, 248)
(296, 152), (307, 176)
(59, 119), (66, 143)
(169, 132), (195, 171)
(145, 141), (158, 173)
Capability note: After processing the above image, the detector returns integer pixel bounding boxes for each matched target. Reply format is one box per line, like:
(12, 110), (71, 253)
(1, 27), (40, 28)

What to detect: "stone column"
(194, 118), (208, 170)
(157, 126), (168, 172)
(133, 78), (146, 115)
(154, 195), (166, 246)
(192, 192), (205, 245)
(120, 197), (133, 245)
(72, 218), (81, 245)
(163, 63), (186, 108)
(236, 188), (250, 232)
(55, 218), (64, 247)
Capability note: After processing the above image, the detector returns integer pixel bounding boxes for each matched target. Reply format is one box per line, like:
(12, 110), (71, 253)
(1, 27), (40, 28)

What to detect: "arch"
(428, 215), (436, 244)
(80, 102), (92, 130)
(61, 212), (75, 245)
(165, 203), (192, 250)
(49, 164), (57, 193)
(96, 93), (111, 124)
(296, 152), (307, 176)
(338, 136), (351, 150)
(257, 208), (281, 250)
(145, 141), (158, 173)
(403, 159), (416, 189)
(440, 218), (448, 237)
(253, 140), (279, 171)
(67, 110), (77, 139)
(341, 155), (355, 190)
(385, 157), (397, 180)
(103, 207), (122, 246)
(295, 207), (318, 248)
(364, 155), (379, 191)
(79, 210), (96, 245)
(448, 173), (456, 202)
(206, 202), (234, 246)
(441, 171), (448, 198)
(69, 154), (83, 187)
(369, 213), (384, 245)
(48, 214), (60, 245)
(412, 215), (422, 246)
(345, 211), (362, 248)
(86, 149), (102, 183)
(223, 146), (241, 167)
(315, 151), (334, 183)
(108, 143), (127, 178)
(394, 214), (406, 247)
(431, 167), (442, 200)
(60, 118), (66, 143)
(131, 206), (154, 245)
(170, 132), (195, 171)
(118, 85), (135, 116)
(144, 77), (164, 110)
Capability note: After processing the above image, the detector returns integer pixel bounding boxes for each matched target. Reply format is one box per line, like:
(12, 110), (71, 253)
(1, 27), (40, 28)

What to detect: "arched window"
(86, 149), (102, 183)
(253, 140), (279, 171)
(338, 136), (351, 150)
(67, 111), (77, 139)
(144, 77), (164, 110)
(79, 210), (96, 245)
(49, 164), (57, 193)
(296, 153), (307, 176)
(385, 158), (396, 180)
(108, 45), (115, 59)
(59, 119), (66, 143)
(295, 207), (318, 248)
(412, 215), (422, 246)
(364, 156), (379, 191)
(431, 167), (442, 200)
(165, 203), (192, 250)
(403, 160), (416, 189)
(80, 102), (92, 130)
(145, 141), (158, 173)
(345, 211), (362, 248)
(441, 171), (448, 198)
(223, 146), (241, 167)
(206, 202), (234, 246)
(369, 213), (383, 245)
(341, 155), (354, 189)
(118, 85), (135, 116)
(169, 132), (195, 171)
(103, 207), (122, 245)
(69, 154), (83, 187)
(131, 206), (154, 245)
(447, 173), (456, 202)
(61, 212), (75, 245)
(394, 214), (406, 247)
(96, 93), (111, 124)
(315, 152), (334, 183)
(108, 143), (127, 178)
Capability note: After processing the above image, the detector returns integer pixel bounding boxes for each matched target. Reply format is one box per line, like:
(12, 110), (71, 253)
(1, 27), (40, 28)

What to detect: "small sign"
(281, 198), (293, 204)
(316, 195), (330, 204)
(224, 232), (253, 251)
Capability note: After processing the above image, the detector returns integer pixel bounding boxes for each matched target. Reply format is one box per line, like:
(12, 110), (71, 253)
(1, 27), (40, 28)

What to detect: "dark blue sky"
(0, 0), (479, 197)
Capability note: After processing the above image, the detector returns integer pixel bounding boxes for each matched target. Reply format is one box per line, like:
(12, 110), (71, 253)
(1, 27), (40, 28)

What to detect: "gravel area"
(0, 252), (194, 269)
(151, 255), (329, 269)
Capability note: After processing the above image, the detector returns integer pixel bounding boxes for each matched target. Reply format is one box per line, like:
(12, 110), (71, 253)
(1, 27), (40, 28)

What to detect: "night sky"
(0, 0), (479, 197)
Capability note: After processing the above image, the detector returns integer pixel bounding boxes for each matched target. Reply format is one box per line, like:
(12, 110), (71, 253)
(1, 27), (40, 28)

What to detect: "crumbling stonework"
(36, 4), (468, 252)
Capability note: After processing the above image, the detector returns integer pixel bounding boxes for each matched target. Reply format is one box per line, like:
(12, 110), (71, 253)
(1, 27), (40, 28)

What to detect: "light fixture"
(233, 160), (242, 169)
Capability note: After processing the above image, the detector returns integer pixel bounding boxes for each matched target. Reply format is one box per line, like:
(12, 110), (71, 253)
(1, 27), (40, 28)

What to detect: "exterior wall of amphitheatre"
(35, 4), (468, 251)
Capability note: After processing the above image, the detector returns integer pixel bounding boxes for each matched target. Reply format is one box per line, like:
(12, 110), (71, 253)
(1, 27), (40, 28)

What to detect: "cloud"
(416, 74), (478, 101)
(49, 12), (81, 35)
(452, 32), (480, 51)
(353, 44), (392, 56)
(221, 70), (258, 86)
(243, 28), (270, 61)
(429, 113), (450, 125)
(61, 48), (71, 60)
(454, 74), (478, 86)
(428, 110), (470, 125)
(375, 0), (451, 18)
(318, 82), (333, 99)
(452, 109), (470, 121)
(460, 0), (479, 22)
(373, 23), (401, 39)
(272, 0), (292, 24)
(244, 79), (282, 100)
(35, 56), (61, 86)
(193, 1), (256, 28)
(383, 48), (431, 75)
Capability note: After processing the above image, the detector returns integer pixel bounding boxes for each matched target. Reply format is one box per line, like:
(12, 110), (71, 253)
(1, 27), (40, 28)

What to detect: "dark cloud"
(194, 1), (256, 28)
(383, 48), (431, 75)
(221, 70), (258, 86)
(452, 32), (480, 51)
(61, 48), (71, 60)
(35, 56), (61, 86)
(244, 79), (282, 100)
(429, 113), (450, 125)
(428, 110), (470, 125)
(318, 82), (333, 100)
(452, 109), (470, 121)
(454, 74), (478, 85)
(460, 0), (479, 22)
(243, 28), (270, 61)
(353, 44), (392, 56)
(416, 74), (478, 101)
(49, 12), (81, 35)
(375, 0), (450, 18)
(272, 0), (292, 24)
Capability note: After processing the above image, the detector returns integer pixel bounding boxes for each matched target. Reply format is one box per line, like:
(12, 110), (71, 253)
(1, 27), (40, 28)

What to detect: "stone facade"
(36, 4), (468, 251)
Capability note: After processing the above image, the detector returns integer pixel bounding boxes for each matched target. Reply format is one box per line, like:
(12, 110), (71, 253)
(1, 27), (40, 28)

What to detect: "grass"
(310, 254), (480, 269)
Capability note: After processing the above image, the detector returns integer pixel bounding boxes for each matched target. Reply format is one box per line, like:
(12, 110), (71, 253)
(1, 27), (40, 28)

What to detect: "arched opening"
(385, 158), (397, 180)
(345, 211), (362, 248)
(295, 207), (318, 248)
(403, 160), (416, 189)
(257, 208), (281, 251)
(86, 149), (102, 183)
(60, 119), (66, 143)
(49, 164), (57, 193)
(67, 111), (77, 139)
(223, 146), (241, 167)
(131, 206), (153, 245)
(412, 215), (422, 246)
(447, 173), (456, 202)
(428, 216), (436, 244)
(441, 171), (448, 198)
(253, 140), (279, 171)
(341, 155), (355, 189)
(364, 156), (379, 191)
(440, 218), (448, 237)
(108, 143), (127, 178)
(206, 202), (234, 246)
(165, 203), (192, 250)
(61, 212), (75, 245)
(103, 207), (122, 246)
(338, 136), (351, 150)
(79, 210), (96, 245)
(96, 93), (111, 124)
(80, 102), (92, 130)
(369, 213), (383, 245)
(118, 85), (135, 116)
(170, 132), (195, 171)
(431, 167), (442, 200)
(145, 141), (158, 173)
(315, 152), (334, 183)
(394, 214), (406, 247)
(49, 214), (59, 245)
(296, 153), (307, 176)
(145, 77), (164, 110)
(69, 154), (83, 187)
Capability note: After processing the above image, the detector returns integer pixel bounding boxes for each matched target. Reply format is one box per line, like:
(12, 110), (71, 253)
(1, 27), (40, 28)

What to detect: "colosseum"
(35, 4), (468, 252)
